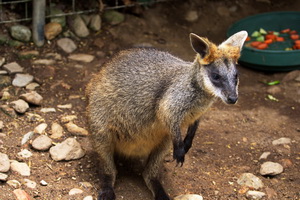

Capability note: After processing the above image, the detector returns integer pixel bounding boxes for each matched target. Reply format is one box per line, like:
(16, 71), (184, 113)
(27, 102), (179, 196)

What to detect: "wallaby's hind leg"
(143, 136), (171, 200)
(92, 133), (117, 200)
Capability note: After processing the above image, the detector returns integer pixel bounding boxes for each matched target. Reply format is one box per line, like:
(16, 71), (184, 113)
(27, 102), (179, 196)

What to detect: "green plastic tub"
(227, 11), (300, 71)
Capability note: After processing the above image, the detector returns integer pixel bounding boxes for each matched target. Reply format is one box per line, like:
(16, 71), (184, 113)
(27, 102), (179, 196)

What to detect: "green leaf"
(267, 80), (280, 85)
(256, 35), (265, 42)
(251, 31), (261, 37)
(259, 28), (267, 34)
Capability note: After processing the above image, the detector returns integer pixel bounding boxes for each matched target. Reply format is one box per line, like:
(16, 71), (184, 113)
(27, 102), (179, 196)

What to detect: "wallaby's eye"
(212, 73), (221, 81)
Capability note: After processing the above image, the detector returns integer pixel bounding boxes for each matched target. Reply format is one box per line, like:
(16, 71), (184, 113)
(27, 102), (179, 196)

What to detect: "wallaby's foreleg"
(183, 120), (200, 153)
(92, 134), (117, 200)
(143, 136), (171, 200)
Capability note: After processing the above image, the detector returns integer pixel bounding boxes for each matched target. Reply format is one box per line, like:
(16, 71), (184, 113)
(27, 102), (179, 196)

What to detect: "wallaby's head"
(190, 31), (248, 104)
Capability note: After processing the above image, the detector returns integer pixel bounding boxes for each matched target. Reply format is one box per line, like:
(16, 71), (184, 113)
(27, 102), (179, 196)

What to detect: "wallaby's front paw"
(98, 187), (116, 200)
(173, 145), (185, 166)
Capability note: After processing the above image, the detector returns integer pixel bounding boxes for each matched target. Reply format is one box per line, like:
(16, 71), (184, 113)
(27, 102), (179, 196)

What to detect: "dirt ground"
(0, 0), (300, 199)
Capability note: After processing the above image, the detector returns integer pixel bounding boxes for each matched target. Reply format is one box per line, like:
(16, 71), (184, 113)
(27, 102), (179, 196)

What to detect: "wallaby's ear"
(219, 30), (248, 50)
(190, 33), (210, 58)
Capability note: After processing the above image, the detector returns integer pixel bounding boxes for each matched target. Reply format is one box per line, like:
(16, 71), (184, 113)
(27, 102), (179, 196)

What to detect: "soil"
(0, 0), (300, 200)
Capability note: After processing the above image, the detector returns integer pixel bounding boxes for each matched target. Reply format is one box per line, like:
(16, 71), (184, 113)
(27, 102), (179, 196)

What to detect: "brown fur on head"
(190, 31), (247, 66)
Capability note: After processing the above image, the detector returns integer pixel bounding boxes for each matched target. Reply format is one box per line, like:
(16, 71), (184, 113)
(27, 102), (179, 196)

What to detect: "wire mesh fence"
(0, 0), (169, 24)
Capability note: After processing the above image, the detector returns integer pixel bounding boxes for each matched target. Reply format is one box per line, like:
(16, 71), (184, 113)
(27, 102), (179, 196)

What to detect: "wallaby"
(86, 31), (248, 200)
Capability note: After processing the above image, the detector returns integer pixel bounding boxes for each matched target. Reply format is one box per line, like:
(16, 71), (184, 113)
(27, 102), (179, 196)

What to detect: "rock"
(89, 14), (101, 31)
(246, 190), (266, 199)
(18, 50), (39, 59)
(61, 115), (77, 123)
(272, 137), (291, 145)
(279, 159), (293, 168)
(17, 149), (33, 158)
(69, 188), (84, 195)
(174, 194), (203, 200)
(40, 108), (56, 113)
(10, 161), (31, 176)
(266, 86), (281, 95)
(69, 15), (90, 38)
(260, 161), (283, 176)
(259, 152), (271, 160)
(32, 59), (56, 65)
(0, 57), (5, 67)
(65, 122), (89, 136)
(50, 122), (64, 139)
(34, 123), (48, 134)
(40, 180), (48, 186)
(13, 189), (32, 200)
(0, 120), (3, 130)
(45, 53), (62, 60)
(0, 104), (17, 118)
(49, 138), (85, 161)
(282, 70), (300, 82)
(1, 90), (10, 100)
(20, 91), (43, 105)
(50, 7), (66, 27)
(0, 152), (10, 172)
(24, 178), (37, 189)
(103, 10), (125, 25)
(3, 62), (24, 74)
(0, 75), (11, 88)
(0, 70), (8, 75)
(237, 173), (263, 190)
(83, 196), (93, 200)
(12, 74), (34, 87)
(81, 14), (92, 25)
(68, 54), (95, 63)
(44, 22), (62, 40)
(32, 135), (52, 151)
(0, 172), (8, 181)
(185, 11), (199, 22)
(57, 104), (72, 109)
(25, 82), (40, 90)
(57, 38), (77, 53)
(10, 25), (31, 42)
(7, 180), (21, 188)
(21, 131), (35, 145)
(10, 99), (29, 113)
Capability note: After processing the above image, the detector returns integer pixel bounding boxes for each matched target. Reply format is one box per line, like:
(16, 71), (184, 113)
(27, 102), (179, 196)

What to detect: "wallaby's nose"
(227, 96), (238, 104)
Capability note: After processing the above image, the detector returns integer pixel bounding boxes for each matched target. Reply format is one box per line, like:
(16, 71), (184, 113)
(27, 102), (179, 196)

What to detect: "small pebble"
(0, 152), (10, 172)
(34, 123), (48, 134)
(3, 62), (24, 74)
(40, 180), (48, 186)
(10, 161), (31, 176)
(32, 135), (53, 151)
(83, 196), (93, 200)
(174, 194), (203, 200)
(40, 108), (56, 113)
(12, 73), (34, 87)
(246, 190), (266, 199)
(237, 173), (263, 190)
(259, 152), (271, 160)
(0, 172), (8, 181)
(260, 161), (283, 176)
(57, 104), (72, 109)
(21, 131), (34, 145)
(69, 188), (84, 195)
(50, 122), (64, 139)
(7, 179), (21, 188)
(25, 82), (40, 90)
(20, 91), (43, 105)
(17, 149), (33, 158)
(13, 189), (31, 200)
(24, 178), (37, 189)
(272, 137), (291, 145)
(0, 120), (3, 130)
(10, 99), (29, 113)
(65, 121), (89, 136)
(60, 115), (77, 123)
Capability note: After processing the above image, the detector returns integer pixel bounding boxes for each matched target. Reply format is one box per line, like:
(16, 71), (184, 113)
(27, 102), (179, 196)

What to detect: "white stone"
(34, 123), (48, 134)
(40, 108), (56, 113)
(50, 122), (64, 139)
(20, 91), (43, 105)
(83, 196), (93, 200)
(0, 172), (8, 181)
(7, 179), (21, 188)
(246, 190), (266, 199)
(24, 178), (37, 189)
(25, 82), (40, 90)
(10, 99), (29, 113)
(68, 54), (95, 63)
(57, 38), (77, 53)
(0, 153), (10, 172)
(32, 135), (53, 151)
(10, 161), (30, 176)
(65, 121), (88, 136)
(69, 188), (83, 195)
(57, 104), (72, 109)
(174, 194), (203, 200)
(49, 138), (85, 161)
(12, 73), (34, 87)
(0, 57), (5, 67)
(21, 131), (34, 145)
(40, 180), (48, 186)
(237, 173), (263, 189)
(259, 152), (271, 160)
(272, 137), (292, 145)
(0, 120), (3, 130)
(3, 62), (24, 74)
(60, 115), (77, 123)
(260, 161), (284, 176)
(32, 59), (56, 65)
(17, 149), (33, 158)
